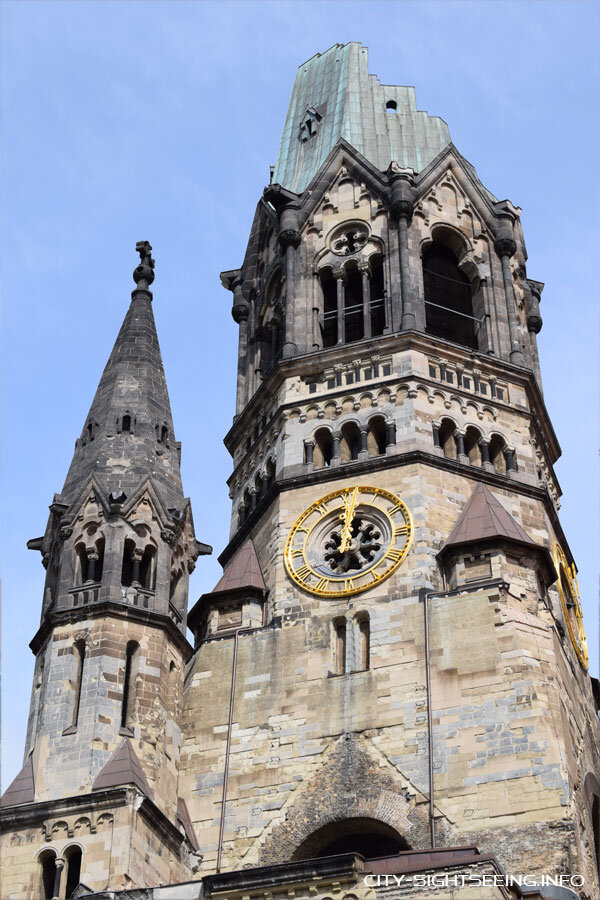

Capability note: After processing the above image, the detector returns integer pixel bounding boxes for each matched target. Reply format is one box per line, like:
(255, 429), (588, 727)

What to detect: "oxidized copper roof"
(0, 756), (35, 807)
(212, 539), (266, 595)
(441, 482), (536, 552)
(92, 738), (153, 799)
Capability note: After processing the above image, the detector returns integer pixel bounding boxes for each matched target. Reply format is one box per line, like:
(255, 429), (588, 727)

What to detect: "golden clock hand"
(339, 487), (358, 553)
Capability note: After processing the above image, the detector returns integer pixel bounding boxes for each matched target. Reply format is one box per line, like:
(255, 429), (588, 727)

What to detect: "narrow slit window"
(121, 641), (138, 730)
(71, 641), (86, 729)
(358, 616), (370, 671)
(335, 620), (347, 675)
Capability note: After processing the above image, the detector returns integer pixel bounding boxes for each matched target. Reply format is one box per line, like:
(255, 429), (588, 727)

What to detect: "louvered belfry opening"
(423, 242), (477, 349)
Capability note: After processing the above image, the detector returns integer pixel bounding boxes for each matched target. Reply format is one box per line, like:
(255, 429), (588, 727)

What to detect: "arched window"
(340, 422), (361, 462)
(38, 849), (57, 900)
(71, 640), (86, 730)
(488, 435), (507, 475)
(334, 619), (346, 675)
(64, 845), (82, 898)
(121, 641), (139, 731)
(385, 99), (397, 112)
(292, 817), (409, 861)
(423, 242), (477, 349)
(239, 488), (251, 525)
(438, 419), (457, 459)
(121, 415), (131, 433)
(320, 268), (338, 347)
(357, 614), (370, 671)
(159, 424), (169, 444)
(367, 416), (387, 456)
(121, 540), (136, 587)
(75, 544), (88, 584)
(464, 426), (482, 466)
(313, 428), (333, 468)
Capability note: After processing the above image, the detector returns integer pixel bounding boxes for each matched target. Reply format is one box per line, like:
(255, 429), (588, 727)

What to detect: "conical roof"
(440, 483), (536, 553)
(212, 539), (266, 595)
(0, 756), (35, 807)
(92, 737), (152, 798)
(60, 243), (184, 510)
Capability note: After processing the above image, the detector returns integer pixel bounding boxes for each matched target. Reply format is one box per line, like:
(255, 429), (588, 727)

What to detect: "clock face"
(553, 543), (588, 670)
(284, 485), (412, 598)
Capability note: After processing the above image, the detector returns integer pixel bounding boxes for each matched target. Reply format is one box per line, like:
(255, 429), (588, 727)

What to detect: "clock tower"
(180, 41), (600, 897)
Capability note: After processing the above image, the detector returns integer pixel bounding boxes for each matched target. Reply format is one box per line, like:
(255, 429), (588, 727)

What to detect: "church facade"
(1, 42), (599, 900)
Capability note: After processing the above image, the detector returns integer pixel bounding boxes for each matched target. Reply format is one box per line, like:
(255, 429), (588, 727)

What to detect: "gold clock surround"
(553, 542), (588, 670)
(284, 485), (412, 598)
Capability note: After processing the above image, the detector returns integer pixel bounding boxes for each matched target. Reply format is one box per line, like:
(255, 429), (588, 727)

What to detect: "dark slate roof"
(60, 259), (184, 511)
(212, 539), (266, 595)
(92, 738), (153, 799)
(177, 797), (199, 851)
(440, 483), (536, 553)
(0, 756), (34, 807)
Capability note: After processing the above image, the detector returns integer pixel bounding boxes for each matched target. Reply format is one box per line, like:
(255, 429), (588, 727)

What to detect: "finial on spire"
(133, 241), (155, 290)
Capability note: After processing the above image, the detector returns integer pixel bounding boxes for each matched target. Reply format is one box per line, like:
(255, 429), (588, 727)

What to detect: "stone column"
(386, 419), (396, 448)
(85, 548), (98, 584)
(278, 205), (301, 358)
(480, 439), (492, 471)
(333, 268), (346, 345)
(359, 262), (372, 339)
(494, 228), (525, 365)
(359, 428), (369, 459)
(304, 440), (314, 467)
(332, 433), (341, 466)
(231, 286), (250, 415)
(131, 549), (143, 586)
(526, 279), (544, 390)
(432, 423), (441, 449)
(504, 447), (516, 475)
(455, 430), (467, 464)
(390, 171), (417, 332)
(52, 857), (65, 900)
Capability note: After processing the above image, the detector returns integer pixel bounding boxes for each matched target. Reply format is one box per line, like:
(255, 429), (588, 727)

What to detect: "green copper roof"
(272, 43), (452, 194)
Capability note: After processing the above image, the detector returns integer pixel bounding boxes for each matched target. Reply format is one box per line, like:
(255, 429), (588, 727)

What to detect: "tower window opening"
(121, 540), (136, 587)
(313, 428), (333, 468)
(592, 793), (600, 876)
(340, 422), (361, 462)
(121, 415), (131, 433)
(138, 546), (156, 590)
(334, 619), (347, 675)
(357, 614), (370, 671)
(369, 255), (386, 336)
(464, 426), (483, 466)
(438, 419), (457, 459)
(367, 416), (387, 456)
(320, 269), (338, 348)
(265, 458), (276, 490)
(38, 849), (57, 900)
(64, 845), (82, 899)
(71, 640), (86, 729)
(121, 641), (139, 731)
(423, 243), (477, 349)
(159, 425), (169, 444)
(488, 435), (507, 475)
(344, 266), (364, 343)
(385, 99), (397, 112)
(292, 818), (409, 861)
(86, 422), (94, 442)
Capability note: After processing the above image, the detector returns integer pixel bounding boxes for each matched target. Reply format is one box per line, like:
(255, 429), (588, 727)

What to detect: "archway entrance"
(292, 817), (409, 861)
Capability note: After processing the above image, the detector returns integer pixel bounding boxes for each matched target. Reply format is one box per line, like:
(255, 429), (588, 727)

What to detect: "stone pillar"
(390, 171), (417, 332)
(359, 263), (372, 339)
(86, 548), (98, 583)
(131, 549), (143, 586)
(504, 448), (516, 474)
(432, 423), (441, 449)
(526, 279), (544, 390)
(494, 228), (525, 365)
(332, 433), (341, 466)
(304, 440), (314, 467)
(386, 419), (396, 448)
(359, 428), (369, 458)
(333, 268), (346, 345)
(52, 857), (65, 900)
(278, 205), (301, 358)
(480, 439), (492, 471)
(455, 430), (467, 464)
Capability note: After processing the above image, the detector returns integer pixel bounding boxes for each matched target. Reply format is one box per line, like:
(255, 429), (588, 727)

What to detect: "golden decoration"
(285, 485), (412, 598)
(553, 542), (588, 670)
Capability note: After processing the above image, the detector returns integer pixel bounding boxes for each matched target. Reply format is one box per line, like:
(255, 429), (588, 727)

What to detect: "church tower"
(180, 42), (600, 898)
(1, 244), (209, 897)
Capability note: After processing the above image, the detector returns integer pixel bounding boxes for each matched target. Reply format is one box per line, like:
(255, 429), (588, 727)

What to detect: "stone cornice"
(204, 851), (363, 897)
(224, 331), (561, 467)
(29, 601), (194, 660)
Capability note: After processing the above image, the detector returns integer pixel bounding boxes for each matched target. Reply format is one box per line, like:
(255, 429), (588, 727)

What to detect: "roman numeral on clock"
(386, 548), (403, 562)
(295, 565), (311, 581)
(394, 525), (408, 536)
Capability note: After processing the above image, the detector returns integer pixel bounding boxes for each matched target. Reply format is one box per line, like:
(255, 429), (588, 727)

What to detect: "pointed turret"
(60, 241), (183, 510)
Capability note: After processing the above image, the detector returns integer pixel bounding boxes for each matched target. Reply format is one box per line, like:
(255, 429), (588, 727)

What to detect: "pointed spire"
(212, 539), (266, 595)
(60, 242), (184, 510)
(440, 483), (536, 552)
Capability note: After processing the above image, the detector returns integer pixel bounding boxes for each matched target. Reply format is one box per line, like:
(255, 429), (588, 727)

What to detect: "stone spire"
(60, 242), (184, 511)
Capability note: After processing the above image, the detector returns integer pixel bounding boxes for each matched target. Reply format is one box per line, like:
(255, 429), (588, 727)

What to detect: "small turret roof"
(440, 482), (536, 553)
(92, 737), (153, 798)
(0, 756), (35, 807)
(212, 539), (266, 595)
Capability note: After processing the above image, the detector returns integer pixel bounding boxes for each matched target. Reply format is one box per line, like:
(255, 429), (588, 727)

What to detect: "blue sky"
(2, 0), (599, 787)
